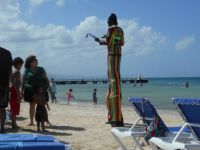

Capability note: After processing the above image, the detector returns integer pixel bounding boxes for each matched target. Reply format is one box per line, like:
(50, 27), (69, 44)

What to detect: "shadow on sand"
(58, 140), (71, 145)
(46, 125), (85, 131)
(4, 128), (23, 133)
(17, 116), (27, 121)
(21, 128), (73, 136)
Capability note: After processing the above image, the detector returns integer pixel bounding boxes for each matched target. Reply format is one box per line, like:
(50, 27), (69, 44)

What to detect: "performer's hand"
(95, 38), (100, 42)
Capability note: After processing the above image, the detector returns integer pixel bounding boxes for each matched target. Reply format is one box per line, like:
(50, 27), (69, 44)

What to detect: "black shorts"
(24, 87), (34, 103)
(35, 105), (47, 122)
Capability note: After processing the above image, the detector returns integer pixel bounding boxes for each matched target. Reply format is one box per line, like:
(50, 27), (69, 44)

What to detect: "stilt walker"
(95, 13), (125, 127)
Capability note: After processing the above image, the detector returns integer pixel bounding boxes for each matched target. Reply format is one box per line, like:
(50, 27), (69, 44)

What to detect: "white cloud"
(120, 19), (166, 55)
(0, 0), (166, 76)
(29, 0), (65, 7)
(56, 0), (65, 6)
(175, 35), (196, 51)
(0, 0), (20, 21)
(29, 0), (47, 6)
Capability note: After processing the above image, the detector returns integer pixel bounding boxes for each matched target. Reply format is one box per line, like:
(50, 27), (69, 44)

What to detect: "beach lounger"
(0, 134), (56, 142)
(111, 98), (151, 150)
(149, 98), (200, 150)
(111, 97), (190, 150)
(0, 134), (72, 150)
(0, 141), (71, 150)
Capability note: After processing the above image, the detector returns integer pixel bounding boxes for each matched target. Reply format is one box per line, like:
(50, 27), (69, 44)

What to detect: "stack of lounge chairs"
(111, 97), (199, 150)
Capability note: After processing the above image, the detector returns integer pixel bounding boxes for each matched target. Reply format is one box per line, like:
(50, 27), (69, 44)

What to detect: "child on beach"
(9, 57), (24, 129)
(66, 89), (75, 104)
(93, 89), (98, 105)
(33, 86), (50, 132)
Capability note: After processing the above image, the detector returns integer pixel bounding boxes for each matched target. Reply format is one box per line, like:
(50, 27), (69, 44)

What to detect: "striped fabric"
(106, 26), (124, 122)
(107, 26), (124, 55)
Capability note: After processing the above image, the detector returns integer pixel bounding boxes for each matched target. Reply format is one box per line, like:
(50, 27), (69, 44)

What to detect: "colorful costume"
(102, 25), (124, 125)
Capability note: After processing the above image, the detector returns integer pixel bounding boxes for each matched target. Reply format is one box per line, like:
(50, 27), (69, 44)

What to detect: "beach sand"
(5, 101), (185, 150)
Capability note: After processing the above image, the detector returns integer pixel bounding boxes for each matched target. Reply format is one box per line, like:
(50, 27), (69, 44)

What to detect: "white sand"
(5, 101), (185, 150)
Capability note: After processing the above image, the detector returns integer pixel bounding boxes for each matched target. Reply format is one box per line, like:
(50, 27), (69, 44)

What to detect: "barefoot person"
(0, 47), (12, 133)
(23, 55), (51, 126)
(49, 78), (57, 103)
(95, 13), (125, 127)
(23, 55), (38, 125)
(33, 86), (50, 132)
(10, 57), (24, 129)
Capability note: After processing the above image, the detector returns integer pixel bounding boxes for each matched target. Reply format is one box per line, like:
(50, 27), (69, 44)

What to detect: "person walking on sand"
(0, 47), (13, 133)
(10, 57), (24, 129)
(49, 78), (57, 103)
(95, 13), (124, 127)
(66, 89), (75, 105)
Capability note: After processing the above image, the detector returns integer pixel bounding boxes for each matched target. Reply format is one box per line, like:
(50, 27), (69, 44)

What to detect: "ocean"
(55, 77), (200, 108)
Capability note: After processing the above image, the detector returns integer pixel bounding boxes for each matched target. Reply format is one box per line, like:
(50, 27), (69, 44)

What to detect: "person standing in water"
(95, 13), (124, 127)
(93, 89), (98, 105)
(66, 89), (75, 105)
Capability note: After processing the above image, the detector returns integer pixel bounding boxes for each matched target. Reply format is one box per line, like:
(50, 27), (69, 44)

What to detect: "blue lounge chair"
(0, 141), (71, 150)
(130, 98), (190, 133)
(0, 134), (56, 142)
(111, 97), (190, 150)
(150, 98), (200, 150)
(0, 134), (72, 150)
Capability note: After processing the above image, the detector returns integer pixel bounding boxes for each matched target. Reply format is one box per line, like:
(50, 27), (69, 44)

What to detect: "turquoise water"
(55, 77), (200, 108)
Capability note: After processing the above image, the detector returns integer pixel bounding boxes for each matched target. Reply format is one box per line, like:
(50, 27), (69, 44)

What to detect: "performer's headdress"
(108, 13), (118, 26)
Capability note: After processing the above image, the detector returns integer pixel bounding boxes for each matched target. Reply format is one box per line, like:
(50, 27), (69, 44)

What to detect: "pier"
(55, 78), (148, 85)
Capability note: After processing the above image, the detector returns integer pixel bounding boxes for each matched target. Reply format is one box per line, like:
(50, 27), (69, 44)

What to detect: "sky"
(0, 0), (200, 78)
